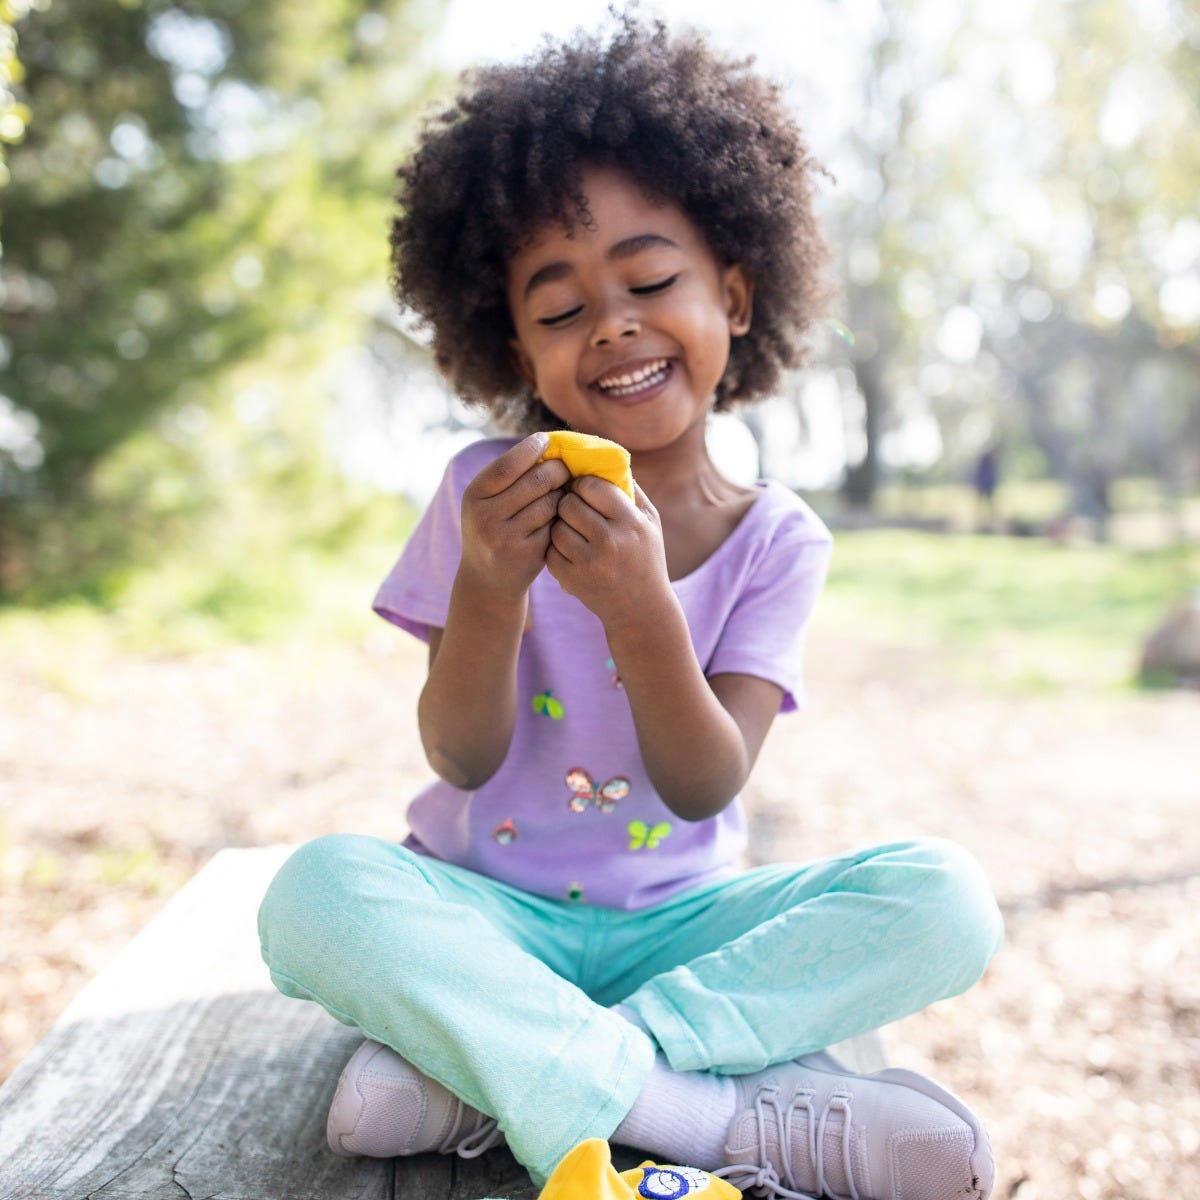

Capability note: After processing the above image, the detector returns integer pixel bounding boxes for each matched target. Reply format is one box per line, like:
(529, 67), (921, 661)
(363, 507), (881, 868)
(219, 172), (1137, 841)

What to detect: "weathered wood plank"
(448, 1144), (645, 1200)
(0, 847), (397, 1200)
(0, 845), (886, 1200)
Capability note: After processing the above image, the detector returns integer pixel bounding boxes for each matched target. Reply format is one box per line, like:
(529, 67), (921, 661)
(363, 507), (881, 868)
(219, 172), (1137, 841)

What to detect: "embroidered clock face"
(636, 1165), (714, 1197)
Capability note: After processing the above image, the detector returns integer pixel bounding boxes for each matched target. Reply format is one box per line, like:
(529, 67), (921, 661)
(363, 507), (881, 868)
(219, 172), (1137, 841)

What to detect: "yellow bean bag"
(540, 431), (635, 500)
(536, 1137), (741, 1200)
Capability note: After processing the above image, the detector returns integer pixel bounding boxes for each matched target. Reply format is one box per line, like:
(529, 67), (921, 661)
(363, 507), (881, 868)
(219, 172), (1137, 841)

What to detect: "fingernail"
(529, 432), (549, 452)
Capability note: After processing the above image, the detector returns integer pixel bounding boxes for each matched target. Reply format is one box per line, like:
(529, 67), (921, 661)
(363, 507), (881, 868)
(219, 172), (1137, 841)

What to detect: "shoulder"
(745, 480), (834, 553)
(440, 436), (523, 492)
(447, 435), (523, 474)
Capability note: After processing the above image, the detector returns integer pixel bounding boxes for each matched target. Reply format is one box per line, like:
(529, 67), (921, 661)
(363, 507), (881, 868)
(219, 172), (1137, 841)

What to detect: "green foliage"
(0, 0), (445, 598)
(827, 0), (1199, 506)
(0, 478), (415, 660)
(818, 527), (1200, 694)
(0, 0), (33, 184)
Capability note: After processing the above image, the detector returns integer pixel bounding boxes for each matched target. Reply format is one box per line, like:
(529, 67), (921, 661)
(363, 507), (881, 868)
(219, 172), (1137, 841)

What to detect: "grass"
(2, 485), (1196, 697)
(817, 528), (1199, 693)
(871, 476), (1200, 548)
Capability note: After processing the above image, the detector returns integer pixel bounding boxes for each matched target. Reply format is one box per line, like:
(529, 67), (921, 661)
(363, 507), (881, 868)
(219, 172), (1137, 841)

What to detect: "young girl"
(257, 18), (1004, 1200)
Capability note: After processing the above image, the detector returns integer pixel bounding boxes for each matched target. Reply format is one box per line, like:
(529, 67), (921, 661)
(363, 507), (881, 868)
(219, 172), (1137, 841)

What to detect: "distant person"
(972, 440), (1002, 531)
(256, 17), (1003, 1200)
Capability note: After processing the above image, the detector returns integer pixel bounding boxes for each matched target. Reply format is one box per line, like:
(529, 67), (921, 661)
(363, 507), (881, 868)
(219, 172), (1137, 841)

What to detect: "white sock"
(612, 1054), (737, 1170)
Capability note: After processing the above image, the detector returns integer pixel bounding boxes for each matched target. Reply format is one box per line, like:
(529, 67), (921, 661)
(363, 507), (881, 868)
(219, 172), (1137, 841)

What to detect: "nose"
(590, 293), (640, 347)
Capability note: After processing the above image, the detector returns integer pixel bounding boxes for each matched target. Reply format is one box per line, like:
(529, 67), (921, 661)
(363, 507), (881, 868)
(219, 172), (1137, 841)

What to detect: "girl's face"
(505, 164), (752, 457)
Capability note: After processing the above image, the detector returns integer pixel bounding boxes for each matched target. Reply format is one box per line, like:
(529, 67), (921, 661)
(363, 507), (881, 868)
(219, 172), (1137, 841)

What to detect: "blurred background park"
(0, 1), (1198, 1198)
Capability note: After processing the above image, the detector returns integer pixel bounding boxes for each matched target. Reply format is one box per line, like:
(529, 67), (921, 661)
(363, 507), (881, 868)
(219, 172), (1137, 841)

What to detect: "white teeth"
(597, 359), (669, 394)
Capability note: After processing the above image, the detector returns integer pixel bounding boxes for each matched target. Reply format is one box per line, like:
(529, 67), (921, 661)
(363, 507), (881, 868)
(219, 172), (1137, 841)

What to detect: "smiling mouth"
(593, 359), (672, 398)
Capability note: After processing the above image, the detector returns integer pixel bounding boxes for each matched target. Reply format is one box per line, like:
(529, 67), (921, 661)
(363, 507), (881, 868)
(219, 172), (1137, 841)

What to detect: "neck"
(630, 437), (745, 510)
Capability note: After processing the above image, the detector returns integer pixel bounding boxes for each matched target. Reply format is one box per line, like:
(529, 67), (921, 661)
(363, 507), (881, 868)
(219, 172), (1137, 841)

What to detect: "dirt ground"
(2, 622), (1198, 1200)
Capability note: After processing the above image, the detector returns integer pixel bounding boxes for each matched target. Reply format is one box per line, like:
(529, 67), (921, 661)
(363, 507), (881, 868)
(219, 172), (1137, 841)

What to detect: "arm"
(417, 436), (570, 790)
(607, 603), (784, 820)
(546, 476), (782, 821)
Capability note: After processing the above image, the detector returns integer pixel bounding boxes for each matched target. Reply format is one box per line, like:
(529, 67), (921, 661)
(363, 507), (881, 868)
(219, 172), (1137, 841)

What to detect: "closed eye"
(630, 275), (678, 295)
(537, 305), (583, 326)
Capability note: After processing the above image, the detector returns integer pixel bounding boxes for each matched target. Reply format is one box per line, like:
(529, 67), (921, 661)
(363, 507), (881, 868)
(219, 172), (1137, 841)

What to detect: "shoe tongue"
(427, 1092), (467, 1155)
(805, 1108), (856, 1199)
(725, 1106), (853, 1198)
(774, 1099), (859, 1199)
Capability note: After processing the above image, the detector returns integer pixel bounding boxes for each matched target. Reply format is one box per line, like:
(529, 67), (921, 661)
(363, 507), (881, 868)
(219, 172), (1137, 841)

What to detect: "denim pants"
(257, 834), (1003, 1184)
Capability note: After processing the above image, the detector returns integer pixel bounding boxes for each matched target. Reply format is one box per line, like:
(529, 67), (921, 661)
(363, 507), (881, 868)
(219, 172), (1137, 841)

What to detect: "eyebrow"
(522, 233), (680, 299)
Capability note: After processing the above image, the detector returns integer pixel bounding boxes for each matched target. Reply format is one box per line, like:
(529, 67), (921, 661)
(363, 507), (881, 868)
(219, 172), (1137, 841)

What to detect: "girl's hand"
(460, 434), (571, 601)
(546, 477), (673, 631)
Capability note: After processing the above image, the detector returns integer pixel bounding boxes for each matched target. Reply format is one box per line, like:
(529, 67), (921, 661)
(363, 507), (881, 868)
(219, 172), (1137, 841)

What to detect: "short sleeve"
(706, 533), (832, 713)
(372, 439), (513, 642)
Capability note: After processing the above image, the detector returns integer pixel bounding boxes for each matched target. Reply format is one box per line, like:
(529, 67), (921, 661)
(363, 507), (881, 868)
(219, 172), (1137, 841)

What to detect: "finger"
(544, 544), (575, 591)
(509, 486), (566, 538)
(470, 433), (559, 500)
(549, 516), (588, 562)
(570, 473), (635, 519)
(555, 489), (606, 537)
(499, 456), (571, 518)
(631, 480), (659, 521)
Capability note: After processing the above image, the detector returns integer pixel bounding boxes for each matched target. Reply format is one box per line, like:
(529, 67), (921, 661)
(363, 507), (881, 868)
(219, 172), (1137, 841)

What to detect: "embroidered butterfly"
(628, 820), (672, 850)
(565, 767), (630, 814)
(532, 690), (565, 719)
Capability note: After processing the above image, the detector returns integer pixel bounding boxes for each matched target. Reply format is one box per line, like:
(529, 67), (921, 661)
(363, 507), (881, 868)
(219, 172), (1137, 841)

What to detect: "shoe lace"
(437, 1096), (505, 1159)
(714, 1084), (859, 1200)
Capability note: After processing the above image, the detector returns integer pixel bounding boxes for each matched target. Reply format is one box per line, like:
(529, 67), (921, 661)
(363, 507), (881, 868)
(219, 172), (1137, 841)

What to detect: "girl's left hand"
(545, 477), (673, 631)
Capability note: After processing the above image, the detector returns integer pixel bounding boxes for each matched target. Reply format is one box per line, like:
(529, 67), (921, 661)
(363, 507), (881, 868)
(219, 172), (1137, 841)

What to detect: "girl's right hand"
(459, 433), (570, 600)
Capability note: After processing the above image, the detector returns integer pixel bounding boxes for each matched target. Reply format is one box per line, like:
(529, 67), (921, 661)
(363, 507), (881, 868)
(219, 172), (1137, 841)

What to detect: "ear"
(722, 265), (754, 337)
(508, 336), (538, 393)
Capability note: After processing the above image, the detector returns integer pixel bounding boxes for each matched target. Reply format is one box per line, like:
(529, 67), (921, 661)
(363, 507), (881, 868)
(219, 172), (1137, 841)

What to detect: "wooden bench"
(0, 847), (886, 1200)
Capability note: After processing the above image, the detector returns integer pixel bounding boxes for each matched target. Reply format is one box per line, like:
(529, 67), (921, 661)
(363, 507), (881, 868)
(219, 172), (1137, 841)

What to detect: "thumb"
(631, 480), (659, 523)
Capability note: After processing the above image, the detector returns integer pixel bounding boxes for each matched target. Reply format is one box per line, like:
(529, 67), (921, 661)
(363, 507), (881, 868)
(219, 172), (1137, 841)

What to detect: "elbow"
(657, 764), (749, 823)
(423, 742), (497, 791)
(668, 795), (734, 822)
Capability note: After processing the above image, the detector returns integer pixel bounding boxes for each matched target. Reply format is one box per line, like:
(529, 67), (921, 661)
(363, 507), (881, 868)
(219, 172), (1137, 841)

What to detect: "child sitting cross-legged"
(257, 16), (1004, 1200)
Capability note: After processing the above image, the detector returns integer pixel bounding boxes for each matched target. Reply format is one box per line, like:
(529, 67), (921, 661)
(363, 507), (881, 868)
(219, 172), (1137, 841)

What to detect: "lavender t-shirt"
(373, 438), (833, 911)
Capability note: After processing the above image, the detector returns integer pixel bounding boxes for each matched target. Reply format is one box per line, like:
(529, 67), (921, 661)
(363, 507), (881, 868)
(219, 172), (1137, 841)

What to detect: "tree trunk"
(842, 351), (885, 509)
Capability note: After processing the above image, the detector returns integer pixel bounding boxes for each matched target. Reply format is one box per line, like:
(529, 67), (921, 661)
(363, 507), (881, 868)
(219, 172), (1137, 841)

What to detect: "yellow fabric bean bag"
(535, 1137), (742, 1200)
(540, 431), (635, 500)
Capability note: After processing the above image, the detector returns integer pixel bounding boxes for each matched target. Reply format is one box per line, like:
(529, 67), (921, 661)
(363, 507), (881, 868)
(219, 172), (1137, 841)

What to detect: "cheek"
(532, 343), (581, 393)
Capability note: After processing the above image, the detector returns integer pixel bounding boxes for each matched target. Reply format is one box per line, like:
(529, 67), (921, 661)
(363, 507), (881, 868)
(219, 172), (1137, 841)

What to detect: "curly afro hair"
(390, 14), (832, 432)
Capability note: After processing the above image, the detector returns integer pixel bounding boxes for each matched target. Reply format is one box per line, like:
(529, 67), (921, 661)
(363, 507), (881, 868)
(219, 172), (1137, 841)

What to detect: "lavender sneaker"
(716, 1051), (993, 1200)
(326, 1039), (504, 1159)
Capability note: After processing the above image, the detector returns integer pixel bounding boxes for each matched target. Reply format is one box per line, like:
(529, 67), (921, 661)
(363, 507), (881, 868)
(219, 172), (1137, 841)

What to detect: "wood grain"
(0, 847), (403, 1200)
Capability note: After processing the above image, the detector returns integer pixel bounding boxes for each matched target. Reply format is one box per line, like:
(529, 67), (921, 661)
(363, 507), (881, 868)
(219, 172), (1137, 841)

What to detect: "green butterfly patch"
(627, 820), (672, 851)
(532, 690), (565, 719)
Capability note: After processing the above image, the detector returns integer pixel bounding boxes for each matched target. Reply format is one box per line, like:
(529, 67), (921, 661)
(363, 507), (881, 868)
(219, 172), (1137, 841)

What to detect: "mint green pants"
(257, 835), (1002, 1184)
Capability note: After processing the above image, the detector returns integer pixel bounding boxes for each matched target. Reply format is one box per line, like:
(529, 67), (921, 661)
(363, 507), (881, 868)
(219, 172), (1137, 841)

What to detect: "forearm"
(605, 595), (750, 821)
(418, 569), (527, 789)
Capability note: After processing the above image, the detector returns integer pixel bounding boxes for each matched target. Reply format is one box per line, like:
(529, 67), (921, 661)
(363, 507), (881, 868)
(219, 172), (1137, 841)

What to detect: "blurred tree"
(0, 0), (444, 597)
(988, 0), (1200, 537)
(821, 0), (1198, 523)
(0, 1), (32, 184)
(830, 1), (928, 510)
